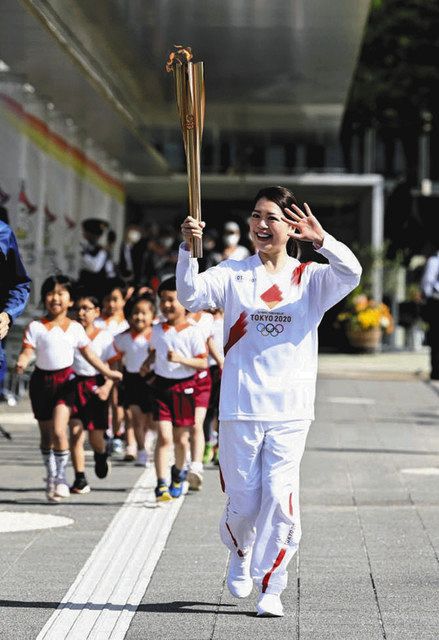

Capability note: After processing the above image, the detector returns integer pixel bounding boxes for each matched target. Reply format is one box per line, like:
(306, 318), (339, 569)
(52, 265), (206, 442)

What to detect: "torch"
(166, 45), (205, 258)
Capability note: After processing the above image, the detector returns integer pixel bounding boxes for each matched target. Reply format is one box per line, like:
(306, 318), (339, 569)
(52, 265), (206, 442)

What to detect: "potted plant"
(336, 291), (394, 352)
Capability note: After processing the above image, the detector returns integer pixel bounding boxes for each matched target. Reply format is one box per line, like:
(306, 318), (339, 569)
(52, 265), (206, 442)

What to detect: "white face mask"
(223, 234), (239, 247)
(160, 237), (174, 249)
(127, 230), (141, 244)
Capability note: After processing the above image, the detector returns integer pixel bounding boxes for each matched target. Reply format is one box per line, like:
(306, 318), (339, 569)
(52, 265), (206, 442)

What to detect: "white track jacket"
(176, 234), (361, 421)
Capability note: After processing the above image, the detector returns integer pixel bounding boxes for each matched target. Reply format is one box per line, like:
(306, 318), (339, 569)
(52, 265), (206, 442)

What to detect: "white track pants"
(219, 419), (310, 595)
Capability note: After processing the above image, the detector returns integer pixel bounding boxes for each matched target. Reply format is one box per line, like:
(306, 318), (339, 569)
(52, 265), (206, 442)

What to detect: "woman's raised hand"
(181, 216), (205, 247)
(282, 203), (325, 248)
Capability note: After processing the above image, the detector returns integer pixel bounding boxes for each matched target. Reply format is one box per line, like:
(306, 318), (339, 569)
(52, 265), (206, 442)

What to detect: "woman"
(176, 186), (362, 617)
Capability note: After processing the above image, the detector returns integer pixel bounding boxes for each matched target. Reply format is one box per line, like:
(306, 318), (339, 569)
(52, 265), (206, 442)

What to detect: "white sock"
(41, 448), (56, 479)
(54, 450), (69, 482)
(190, 461), (203, 474)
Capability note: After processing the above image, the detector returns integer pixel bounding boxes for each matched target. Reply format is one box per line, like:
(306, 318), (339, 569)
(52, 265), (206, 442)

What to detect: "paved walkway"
(0, 373), (438, 639)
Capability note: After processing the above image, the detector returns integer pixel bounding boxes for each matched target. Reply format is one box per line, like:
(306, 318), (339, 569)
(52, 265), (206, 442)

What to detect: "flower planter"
(346, 327), (382, 352)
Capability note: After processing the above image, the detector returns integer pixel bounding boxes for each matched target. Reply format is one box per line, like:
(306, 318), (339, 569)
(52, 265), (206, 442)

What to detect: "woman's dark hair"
(158, 276), (176, 295)
(125, 293), (156, 318)
(40, 275), (73, 302)
(253, 185), (300, 257)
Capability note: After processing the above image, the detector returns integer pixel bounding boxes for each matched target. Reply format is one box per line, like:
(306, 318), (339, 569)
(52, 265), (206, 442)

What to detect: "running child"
(94, 278), (131, 457)
(16, 275), (122, 502)
(67, 293), (119, 494)
(114, 293), (156, 467)
(141, 277), (207, 502)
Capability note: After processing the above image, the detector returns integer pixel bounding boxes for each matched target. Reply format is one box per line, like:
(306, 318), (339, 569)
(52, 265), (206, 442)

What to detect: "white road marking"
(0, 412), (36, 424)
(36, 467), (184, 640)
(0, 511), (74, 533)
(400, 467), (439, 476)
(327, 396), (376, 405)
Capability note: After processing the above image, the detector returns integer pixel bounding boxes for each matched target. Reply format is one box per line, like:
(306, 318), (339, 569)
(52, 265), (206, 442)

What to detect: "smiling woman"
(177, 185), (362, 617)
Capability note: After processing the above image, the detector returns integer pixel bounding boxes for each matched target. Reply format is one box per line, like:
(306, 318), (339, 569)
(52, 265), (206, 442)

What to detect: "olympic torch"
(166, 45), (205, 258)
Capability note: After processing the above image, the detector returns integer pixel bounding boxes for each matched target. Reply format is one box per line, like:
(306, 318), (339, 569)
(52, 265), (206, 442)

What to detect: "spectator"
(199, 229), (222, 272)
(119, 224), (143, 283)
(222, 221), (250, 261)
(0, 219), (31, 399)
(78, 218), (116, 298)
(421, 242), (439, 381)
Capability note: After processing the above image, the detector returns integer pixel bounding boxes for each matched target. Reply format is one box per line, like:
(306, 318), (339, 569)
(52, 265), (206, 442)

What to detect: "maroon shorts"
(194, 368), (212, 409)
(29, 366), (75, 421)
(65, 374), (109, 431)
(122, 370), (154, 414)
(152, 374), (196, 427)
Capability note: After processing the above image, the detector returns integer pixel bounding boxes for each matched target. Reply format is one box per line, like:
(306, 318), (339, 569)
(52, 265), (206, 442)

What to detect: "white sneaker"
(256, 593), (284, 617)
(135, 449), (148, 467)
(227, 552), (253, 598)
(112, 438), (123, 455)
(187, 470), (203, 491)
(45, 477), (60, 503)
(54, 481), (70, 499)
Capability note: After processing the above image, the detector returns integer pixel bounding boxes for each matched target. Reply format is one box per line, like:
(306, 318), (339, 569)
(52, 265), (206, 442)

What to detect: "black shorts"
(122, 370), (154, 414)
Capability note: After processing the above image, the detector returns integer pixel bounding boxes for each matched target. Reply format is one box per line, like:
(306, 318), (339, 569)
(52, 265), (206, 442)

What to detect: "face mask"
(223, 234), (239, 247)
(127, 230), (141, 244)
(160, 237), (174, 249)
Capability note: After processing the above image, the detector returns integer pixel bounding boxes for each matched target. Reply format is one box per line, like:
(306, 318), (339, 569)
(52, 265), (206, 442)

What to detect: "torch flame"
(165, 45), (193, 72)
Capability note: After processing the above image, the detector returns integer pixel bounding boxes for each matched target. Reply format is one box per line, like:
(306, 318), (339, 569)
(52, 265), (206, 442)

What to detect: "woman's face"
(249, 197), (293, 253)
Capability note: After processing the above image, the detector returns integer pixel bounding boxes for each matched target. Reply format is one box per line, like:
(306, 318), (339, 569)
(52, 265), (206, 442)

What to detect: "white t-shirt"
(208, 316), (225, 367)
(23, 318), (90, 371)
(94, 314), (129, 336)
(176, 234), (362, 421)
(114, 329), (152, 373)
(150, 321), (207, 380)
(73, 328), (117, 376)
(188, 311), (214, 342)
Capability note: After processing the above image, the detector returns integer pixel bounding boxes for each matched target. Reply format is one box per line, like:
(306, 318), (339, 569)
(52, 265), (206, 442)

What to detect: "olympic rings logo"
(256, 322), (284, 337)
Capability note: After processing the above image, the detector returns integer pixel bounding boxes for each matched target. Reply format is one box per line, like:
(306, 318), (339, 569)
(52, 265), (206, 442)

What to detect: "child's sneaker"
(213, 446), (219, 466)
(111, 438), (123, 455)
(94, 452), (111, 479)
(169, 465), (187, 497)
(169, 480), (184, 498)
(155, 482), (172, 502)
(135, 449), (148, 467)
(54, 480), (71, 499)
(123, 444), (136, 462)
(202, 443), (214, 464)
(45, 477), (60, 503)
(187, 470), (203, 491)
(70, 476), (91, 495)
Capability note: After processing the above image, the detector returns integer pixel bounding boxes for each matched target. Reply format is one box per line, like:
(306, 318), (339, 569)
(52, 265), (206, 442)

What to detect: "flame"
(165, 45), (193, 72)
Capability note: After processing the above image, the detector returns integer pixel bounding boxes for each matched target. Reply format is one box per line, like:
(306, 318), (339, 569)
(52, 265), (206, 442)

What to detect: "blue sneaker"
(169, 465), (187, 498)
(169, 480), (183, 498)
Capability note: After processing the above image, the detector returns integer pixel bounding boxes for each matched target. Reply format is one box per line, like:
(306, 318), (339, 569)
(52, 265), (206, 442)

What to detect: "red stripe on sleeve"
(292, 261), (312, 285)
(224, 311), (248, 356)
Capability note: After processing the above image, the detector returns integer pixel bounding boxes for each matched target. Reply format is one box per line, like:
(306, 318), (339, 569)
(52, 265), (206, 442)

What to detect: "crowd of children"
(16, 273), (224, 503)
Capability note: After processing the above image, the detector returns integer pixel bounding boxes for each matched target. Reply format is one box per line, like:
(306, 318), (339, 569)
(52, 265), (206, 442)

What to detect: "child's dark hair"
(102, 277), (128, 300)
(40, 275), (73, 303)
(158, 276), (176, 295)
(75, 293), (100, 308)
(125, 293), (156, 319)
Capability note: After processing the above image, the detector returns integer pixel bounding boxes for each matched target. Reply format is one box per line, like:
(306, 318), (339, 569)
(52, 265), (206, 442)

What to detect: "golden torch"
(166, 45), (205, 258)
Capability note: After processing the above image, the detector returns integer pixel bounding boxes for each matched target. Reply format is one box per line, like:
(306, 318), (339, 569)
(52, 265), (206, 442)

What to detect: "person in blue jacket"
(0, 219), (31, 390)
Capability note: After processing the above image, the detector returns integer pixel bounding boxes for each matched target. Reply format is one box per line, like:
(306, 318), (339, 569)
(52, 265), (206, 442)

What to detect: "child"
(203, 308), (224, 465)
(94, 279), (129, 336)
(67, 293), (119, 494)
(114, 293), (156, 467)
(187, 310), (215, 490)
(141, 277), (207, 502)
(16, 275), (122, 502)
(94, 279), (131, 456)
